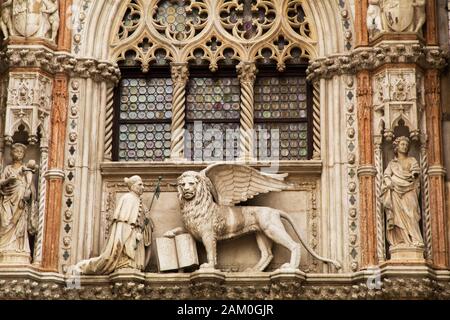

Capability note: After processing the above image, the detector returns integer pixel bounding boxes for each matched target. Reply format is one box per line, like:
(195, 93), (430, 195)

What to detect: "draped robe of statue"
(76, 192), (152, 274)
(0, 164), (36, 258)
(382, 156), (424, 247)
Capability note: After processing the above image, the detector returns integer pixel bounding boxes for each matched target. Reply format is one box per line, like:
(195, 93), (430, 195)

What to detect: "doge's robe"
(76, 192), (152, 274)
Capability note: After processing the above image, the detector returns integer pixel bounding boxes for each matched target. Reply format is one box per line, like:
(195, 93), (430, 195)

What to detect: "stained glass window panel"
(117, 75), (172, 162)
(118, 123), (171, 161)
(254, 74), (310, 160)
(119, 78), (173, 121)
(186, 77), (241, 121)
(186, 122), (240, 161)
(254, 76), (308, 120)
(256, 122), (308, 161)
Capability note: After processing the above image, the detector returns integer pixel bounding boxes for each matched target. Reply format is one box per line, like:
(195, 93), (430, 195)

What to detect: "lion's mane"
(178, 172), (226, 238)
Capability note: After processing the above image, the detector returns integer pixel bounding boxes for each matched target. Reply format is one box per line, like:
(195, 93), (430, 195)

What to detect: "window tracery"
(109, 0), (318, 162)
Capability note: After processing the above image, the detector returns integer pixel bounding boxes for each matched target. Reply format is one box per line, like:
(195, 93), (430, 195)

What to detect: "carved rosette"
(236, 61), (257, 160)
(170, 63), (189, 160)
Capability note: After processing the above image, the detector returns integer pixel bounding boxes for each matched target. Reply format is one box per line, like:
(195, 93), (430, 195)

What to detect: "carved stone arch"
(112, 31), (176, 72)
(250, 32), (316, 71)
(181, 31), (245, 71)
(109, 0), (147, 47)
(305, 0), (353, 56)
(280, 0), (318, 47)
(391, 114), (414, 135)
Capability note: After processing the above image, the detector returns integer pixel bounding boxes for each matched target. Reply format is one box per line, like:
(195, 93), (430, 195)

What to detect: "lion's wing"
(202, 163), (290, 206)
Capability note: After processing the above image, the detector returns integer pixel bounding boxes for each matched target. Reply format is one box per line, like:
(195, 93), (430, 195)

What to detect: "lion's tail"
(280, 212), (342, 270)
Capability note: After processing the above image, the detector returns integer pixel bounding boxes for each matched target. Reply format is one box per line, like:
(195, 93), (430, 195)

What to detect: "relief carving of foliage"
(152, 0), (209, 42)
(115, 34), (175, 72)
(286, 0), (315, 40)
(219, 0), (277, 42)
(113, 0), (145, 45)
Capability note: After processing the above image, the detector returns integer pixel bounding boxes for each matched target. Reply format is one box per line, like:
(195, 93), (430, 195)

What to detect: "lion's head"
(177, 171), (202, 201)
(177, 171), (224, 235)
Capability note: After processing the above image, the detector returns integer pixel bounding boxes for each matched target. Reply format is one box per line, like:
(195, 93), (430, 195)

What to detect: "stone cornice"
(307, 43), (449, 81)
(0, 45), (120, 84)
(100, 160), (323, 177)
(0, 266), (449, 299)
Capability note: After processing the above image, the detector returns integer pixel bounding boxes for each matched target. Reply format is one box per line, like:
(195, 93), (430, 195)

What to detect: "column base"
(389, 245), (425, 262)
(0, 251), (31, 265)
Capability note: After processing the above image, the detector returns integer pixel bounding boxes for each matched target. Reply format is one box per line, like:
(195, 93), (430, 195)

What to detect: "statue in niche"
(382, 137), (424, 249)
(368, 0), (427, 37)
(0, 143), (38, 264)
(74, 176), (153, 274)
(164, 164), (341, 272)
(0, 0), (13, 40)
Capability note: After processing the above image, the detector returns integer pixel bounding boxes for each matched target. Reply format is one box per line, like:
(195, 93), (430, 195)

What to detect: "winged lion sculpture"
(164, 163), (341, 272)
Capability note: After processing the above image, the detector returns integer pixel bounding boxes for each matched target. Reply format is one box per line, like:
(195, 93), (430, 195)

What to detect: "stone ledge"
(0, 266), (449, 299)
(100, 160), (323, 177)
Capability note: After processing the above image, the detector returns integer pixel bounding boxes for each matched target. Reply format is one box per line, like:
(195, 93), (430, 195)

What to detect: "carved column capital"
(170, 63), (190, 85)
(237, 62), (258, 84)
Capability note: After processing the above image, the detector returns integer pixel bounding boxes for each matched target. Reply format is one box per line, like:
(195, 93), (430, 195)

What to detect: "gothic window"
(255, 66), (312, 160)
(110, 0), (318, 163)
(114, 68), (173, 161)
(185, 68), (241, 161)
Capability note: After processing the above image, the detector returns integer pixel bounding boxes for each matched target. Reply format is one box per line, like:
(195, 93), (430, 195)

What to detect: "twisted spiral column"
(420, 138), (433, 260)
(170, 63), (189, 160)
(312, 81), (321, 159)
(374, 141), (386, 262)
(237, 62), (257, 161)
(34, 139), (49, 265)
(103, 86), (115, 161)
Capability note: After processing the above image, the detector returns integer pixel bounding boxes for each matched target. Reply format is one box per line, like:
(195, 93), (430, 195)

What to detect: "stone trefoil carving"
(0, 0), (60, 42)
(74, 176), (153, 274)
(165, 164), (341, 272)
(0, 143), (38, 265)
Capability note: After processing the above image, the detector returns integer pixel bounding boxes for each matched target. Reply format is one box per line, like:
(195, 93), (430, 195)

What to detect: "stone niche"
(98, 173), (320, 273)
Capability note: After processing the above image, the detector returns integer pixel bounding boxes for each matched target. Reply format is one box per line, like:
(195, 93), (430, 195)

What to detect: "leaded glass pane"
(256, 122), (308, 161)
(186, 77), (241, 120)
(120, 78), (173, 120)
(118, 123), (171, 161)
(254, 74), (309, 161)
(186, 122), (240, 161)
(254, 76), (308, 120)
